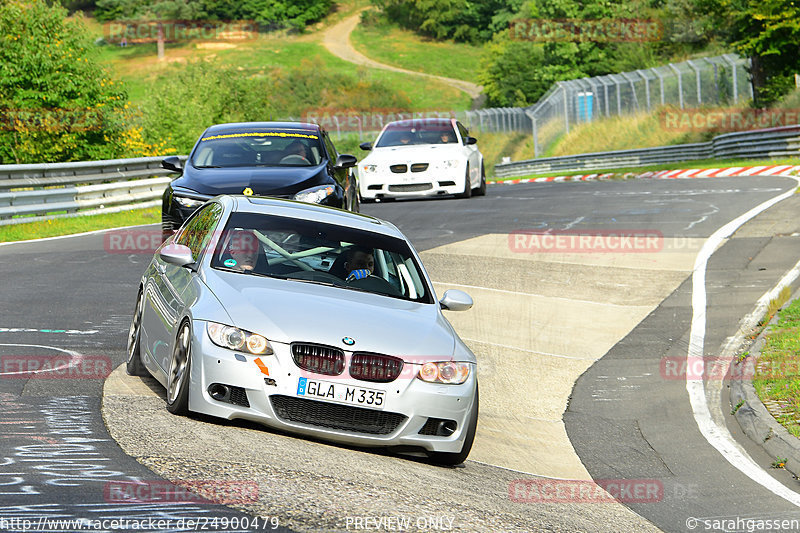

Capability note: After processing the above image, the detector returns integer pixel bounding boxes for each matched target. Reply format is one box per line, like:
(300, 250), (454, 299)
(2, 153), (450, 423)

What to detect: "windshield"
(191, 129), (323, 168)
(375, 121), (458, 147)
(210, 212), (434, 303)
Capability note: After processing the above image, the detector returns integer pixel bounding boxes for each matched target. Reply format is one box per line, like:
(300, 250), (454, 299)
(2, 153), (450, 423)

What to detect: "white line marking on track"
(687, 173), (800, 506)
(435, 282), (653, 309)
(0, 223), (159, 247)
(0, 328), (98, 335)
(563, 216), (585, 230)
(0, 344), (83, 376)
(461, 337), (591, 361)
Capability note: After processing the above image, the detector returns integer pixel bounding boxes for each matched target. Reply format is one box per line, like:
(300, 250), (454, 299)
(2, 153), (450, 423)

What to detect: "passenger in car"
(344, 246), (375, 281)
(224, 229), (262, 272)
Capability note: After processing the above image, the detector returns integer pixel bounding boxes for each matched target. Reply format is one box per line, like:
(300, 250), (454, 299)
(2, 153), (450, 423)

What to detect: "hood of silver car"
(204, 270), (456, 359)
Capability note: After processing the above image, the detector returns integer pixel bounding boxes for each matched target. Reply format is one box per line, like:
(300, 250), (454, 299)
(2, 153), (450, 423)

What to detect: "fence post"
(640, 71), (651, 112)
(562, 85), (570, 134)
(723, 54), (738, 105)
(687, 59), (702, 105)
(668, 63), (684, 109)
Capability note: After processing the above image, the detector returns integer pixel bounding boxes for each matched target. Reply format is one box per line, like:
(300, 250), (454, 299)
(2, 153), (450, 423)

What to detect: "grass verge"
(0, 207), (160, 243)
(350, 14), (483, 82)
(753, 293), (800, 438)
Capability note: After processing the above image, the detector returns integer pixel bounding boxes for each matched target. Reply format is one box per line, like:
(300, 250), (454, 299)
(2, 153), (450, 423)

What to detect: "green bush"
(0, 0), (129, 164)
(138, 58), (413, 153)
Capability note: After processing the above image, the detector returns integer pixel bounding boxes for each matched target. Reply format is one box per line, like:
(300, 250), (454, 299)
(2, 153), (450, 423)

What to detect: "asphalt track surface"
(1, 175), (799, 532)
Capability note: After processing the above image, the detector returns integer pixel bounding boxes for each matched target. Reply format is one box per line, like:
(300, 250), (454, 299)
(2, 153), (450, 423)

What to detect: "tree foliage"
(0, 0), (130, 164)
(93, 0), (333, 30)
(692, 0), (800, 105)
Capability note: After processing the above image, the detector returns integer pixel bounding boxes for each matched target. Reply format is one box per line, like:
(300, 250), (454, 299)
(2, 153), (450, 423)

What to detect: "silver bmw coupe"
(127, 195), (478, 465)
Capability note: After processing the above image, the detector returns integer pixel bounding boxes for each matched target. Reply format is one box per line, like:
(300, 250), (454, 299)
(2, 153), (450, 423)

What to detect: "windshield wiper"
(194, 165), (221, 168)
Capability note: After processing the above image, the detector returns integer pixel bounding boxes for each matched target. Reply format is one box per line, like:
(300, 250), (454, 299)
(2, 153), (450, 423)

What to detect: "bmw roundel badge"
(342, 337), (355, 346)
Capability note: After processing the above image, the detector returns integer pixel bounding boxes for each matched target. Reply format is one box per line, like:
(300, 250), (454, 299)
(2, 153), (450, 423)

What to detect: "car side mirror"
(359, 142), (372, 151)
(159, 243), (196, 270)
(439, 289), (473, 311)
(466, 136), (478, 145)
(162, 156), (183, 172)
(334, 154), (357, 169)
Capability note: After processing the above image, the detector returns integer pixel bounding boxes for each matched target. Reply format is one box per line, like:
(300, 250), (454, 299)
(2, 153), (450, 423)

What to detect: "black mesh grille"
(229, 386), (250, 407)
(419, 418), (440, 435)
(390, 164), (407, 174)
(270, 395), (406, 435)
(291, 343), (345, 376)
(388, 184), (432, 192)
(418, 417), (456, 436)
(350, 353), (404, 383)
(410, 163), (428, 173)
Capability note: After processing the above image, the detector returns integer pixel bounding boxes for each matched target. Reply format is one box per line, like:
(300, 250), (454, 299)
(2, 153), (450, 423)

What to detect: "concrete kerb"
(486, 165), (800, 186)
(730, 288), (800, 477)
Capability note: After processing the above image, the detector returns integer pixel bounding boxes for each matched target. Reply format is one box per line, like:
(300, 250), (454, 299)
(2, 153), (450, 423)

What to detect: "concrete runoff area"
(420, 235), (705, 479)
(104, 366), (660, 532)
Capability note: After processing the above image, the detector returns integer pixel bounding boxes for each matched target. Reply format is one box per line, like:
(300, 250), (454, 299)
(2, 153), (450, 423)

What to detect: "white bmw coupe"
(358, 118), (486, 201)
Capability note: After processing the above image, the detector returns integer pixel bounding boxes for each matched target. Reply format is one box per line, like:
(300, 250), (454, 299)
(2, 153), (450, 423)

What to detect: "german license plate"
(296, 377), (385, 408)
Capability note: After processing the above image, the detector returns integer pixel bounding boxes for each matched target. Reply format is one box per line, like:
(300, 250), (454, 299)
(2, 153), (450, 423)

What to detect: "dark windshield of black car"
(191, 131), (323, 168)
(210, 212), (434, 303)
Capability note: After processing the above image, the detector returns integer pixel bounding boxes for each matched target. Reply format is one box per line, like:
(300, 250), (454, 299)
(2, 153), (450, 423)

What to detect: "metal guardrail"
(0, 156), (186, 226)
(495, 125), (800, 179)
(2, 124), (797, 225)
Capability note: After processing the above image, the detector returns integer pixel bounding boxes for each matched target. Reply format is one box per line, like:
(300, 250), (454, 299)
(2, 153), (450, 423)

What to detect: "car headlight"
(293, 185), (335, 204)
(174, 195), (205, 208)
(361, 164), (377, 174)
(206, 322), (273, 355)
(441, 160), (460, 169)
(417, 361), (471, 384)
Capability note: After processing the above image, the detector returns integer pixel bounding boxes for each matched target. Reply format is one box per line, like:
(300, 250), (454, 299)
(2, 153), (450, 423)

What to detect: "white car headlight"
(206, 322), (273, 355)
(417, 361), (471, 384)
(293, 185), (335, 204)
(361, 164), (378, 174)
(174, 195), (205, 208)
(441, 160), (461, 169)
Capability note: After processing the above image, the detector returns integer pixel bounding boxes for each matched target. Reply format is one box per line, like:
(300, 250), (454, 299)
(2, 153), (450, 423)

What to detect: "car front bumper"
(187, 321), (477, 454)
(359, 168), (467, 200)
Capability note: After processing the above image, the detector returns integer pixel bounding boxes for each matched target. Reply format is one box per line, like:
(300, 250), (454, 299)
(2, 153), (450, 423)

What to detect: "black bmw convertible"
(160, 122), (359, 240)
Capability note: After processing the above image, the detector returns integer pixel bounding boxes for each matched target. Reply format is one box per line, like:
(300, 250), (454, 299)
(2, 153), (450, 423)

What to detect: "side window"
(323, 133), (338, 163)
(456, 122), (469, 145)
(177, 203), (223, 260)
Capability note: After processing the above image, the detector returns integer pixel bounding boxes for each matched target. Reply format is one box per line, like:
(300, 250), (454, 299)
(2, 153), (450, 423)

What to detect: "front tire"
(428, 384), (479, 466)
(126, 291), (147, 376)
(456, 166), (472, 199)
(166, 321), (192, 415)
